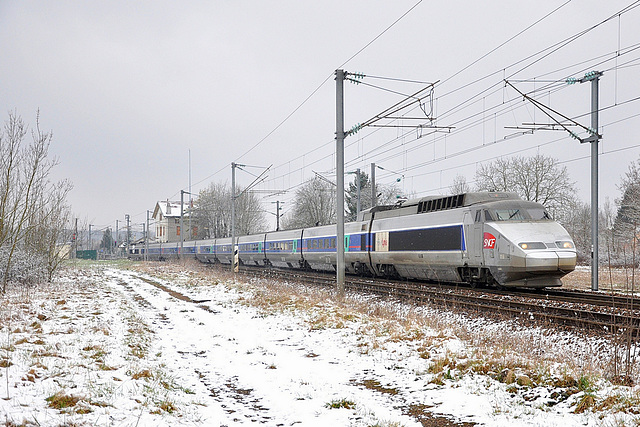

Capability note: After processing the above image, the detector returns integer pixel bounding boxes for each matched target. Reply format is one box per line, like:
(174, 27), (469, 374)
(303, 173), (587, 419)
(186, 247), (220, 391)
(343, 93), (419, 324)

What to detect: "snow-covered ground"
(1, 261), (638, 426)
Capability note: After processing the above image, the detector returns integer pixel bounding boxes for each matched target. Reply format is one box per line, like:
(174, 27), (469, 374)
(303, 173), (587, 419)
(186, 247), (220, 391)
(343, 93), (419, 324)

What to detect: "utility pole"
(231, 162), (243, 274)
(146, 210), (150, 261)
(371, 163), (376, 208)
(336, 69), (345, 296)
(88, 224), (92, 251)
(125, 214), (130, 256)
(115, 220), (119, 256)
(272, 201), (284, 231)
(580, 71), (603, 292)
(355, 168), (361, 218)
(180, 190), (193, 258)
(188, 149), (192, 242)
(180, 190), (186, 258)
(74, 218), (78, 259)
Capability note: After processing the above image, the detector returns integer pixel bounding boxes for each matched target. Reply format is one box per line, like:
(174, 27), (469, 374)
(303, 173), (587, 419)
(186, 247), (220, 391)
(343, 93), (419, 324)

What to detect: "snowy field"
(1, 260), (639, 426)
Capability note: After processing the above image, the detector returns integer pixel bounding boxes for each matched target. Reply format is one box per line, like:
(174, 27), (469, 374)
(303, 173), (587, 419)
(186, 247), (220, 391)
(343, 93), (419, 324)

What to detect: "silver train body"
(129, 192), (577, 288)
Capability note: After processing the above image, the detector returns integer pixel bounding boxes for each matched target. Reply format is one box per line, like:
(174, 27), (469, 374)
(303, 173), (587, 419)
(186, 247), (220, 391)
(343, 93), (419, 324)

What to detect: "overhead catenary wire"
(141, 1), (640, 231)
(256, 3), (640, 202)
(231, 0), (424, 165)
(169, 1), (425, 208)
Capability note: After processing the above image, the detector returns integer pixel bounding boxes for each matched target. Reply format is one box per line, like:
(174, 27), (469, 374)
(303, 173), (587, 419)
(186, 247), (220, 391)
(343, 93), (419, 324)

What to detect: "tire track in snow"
(108, 269), (280, 425)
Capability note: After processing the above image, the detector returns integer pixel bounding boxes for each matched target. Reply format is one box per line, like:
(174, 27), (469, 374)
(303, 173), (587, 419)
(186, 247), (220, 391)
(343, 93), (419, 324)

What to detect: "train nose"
(525, 251), (576, 272)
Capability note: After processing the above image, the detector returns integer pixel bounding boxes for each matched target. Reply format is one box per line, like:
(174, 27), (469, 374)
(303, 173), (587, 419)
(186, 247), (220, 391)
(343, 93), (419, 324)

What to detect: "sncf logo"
(483, 232), (496, 249)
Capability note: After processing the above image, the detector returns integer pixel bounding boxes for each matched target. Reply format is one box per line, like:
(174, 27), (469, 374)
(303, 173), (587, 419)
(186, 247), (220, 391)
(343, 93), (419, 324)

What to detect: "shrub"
(0, 247), (48, 288)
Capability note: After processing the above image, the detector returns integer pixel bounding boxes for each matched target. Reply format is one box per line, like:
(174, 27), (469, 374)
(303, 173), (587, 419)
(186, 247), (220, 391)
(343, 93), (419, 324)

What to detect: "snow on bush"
(0, 246), (48, 287)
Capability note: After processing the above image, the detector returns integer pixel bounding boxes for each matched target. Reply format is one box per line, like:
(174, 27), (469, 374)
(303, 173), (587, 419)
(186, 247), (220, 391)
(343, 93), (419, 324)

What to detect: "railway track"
(229, 265), (640, 337)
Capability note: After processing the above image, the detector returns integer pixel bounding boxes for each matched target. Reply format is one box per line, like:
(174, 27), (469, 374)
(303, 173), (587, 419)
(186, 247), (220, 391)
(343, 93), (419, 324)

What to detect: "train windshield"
(486, 204), (552, 221)
(527, 208), (552, 220)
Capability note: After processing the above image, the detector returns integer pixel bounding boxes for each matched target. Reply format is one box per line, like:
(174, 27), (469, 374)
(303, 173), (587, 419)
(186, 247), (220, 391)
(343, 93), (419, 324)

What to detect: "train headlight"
(555, 240), (574, 249)
(518, 242), (546, 250)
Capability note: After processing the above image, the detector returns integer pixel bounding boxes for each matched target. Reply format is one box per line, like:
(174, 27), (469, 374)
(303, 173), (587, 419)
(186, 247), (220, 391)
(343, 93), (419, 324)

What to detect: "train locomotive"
(130, 192), (577, 288)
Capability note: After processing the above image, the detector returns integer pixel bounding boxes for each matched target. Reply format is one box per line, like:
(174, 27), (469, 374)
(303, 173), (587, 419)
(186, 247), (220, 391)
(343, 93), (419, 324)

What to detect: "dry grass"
(123, 261), (640, 419)
(129, 262), (634, 372)
(563, 265), (640, 295)
(0, 262), (199, 424)
(45, 391), (82, 410)
(325, 398), (356, 410)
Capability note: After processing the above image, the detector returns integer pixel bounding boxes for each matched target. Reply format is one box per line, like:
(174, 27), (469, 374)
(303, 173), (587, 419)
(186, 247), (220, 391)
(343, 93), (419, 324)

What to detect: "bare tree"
(376, 181), (406, 205)
(449, 174), (470, 195)
(613, 156), (640, 267)
(194, 181), (267, 238)
(235, 187), (268, 235)
(194, 182), (230, 238)
(0, 111), (72, 292)
(614, 157), (640, 237)
(345, 172), (404, 221)
(27, 196), (73, 282)
(475, 154), (577, 219)
(281, 177), (336, 229)
(561, 199), (591, 262)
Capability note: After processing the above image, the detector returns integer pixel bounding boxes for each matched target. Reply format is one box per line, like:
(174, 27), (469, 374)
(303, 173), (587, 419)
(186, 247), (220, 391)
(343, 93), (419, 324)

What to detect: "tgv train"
(129, 192), (577, 288)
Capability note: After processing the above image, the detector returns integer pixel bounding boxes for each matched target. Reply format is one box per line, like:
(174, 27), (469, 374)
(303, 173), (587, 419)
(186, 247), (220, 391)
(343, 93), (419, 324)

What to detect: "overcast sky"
(2, 1), (639, 233)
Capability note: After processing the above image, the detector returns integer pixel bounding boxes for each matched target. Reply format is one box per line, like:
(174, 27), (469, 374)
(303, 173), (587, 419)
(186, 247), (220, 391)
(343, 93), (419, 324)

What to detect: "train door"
(462, 212), (471, 261)
(472, 210), (484, 266)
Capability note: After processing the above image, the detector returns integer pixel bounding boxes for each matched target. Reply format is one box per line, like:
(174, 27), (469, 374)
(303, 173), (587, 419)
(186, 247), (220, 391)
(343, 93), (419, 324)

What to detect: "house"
(153, 200), (183, 243)
(152, 200), (198, 243)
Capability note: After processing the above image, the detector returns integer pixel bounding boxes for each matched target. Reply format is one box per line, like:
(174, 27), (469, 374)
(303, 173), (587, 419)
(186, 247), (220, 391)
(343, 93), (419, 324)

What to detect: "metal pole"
(371, 163), (376, 208)
(188, 149), (192, 241)
(74, 218), (78, 258)
(125, 214), (130, 256)
(146, 210), (150, 261)
(88, 224), (92, 250)
(276, 200), (280, 231)
(589, 74), (601, 291)
(180, 190), (184, 258)
(356, 168), (361, 218)
(115, 220), (119, 256)
(576, 71), (603, 291)
(231, 162), (238, 273)
(336, 69), (345, 296)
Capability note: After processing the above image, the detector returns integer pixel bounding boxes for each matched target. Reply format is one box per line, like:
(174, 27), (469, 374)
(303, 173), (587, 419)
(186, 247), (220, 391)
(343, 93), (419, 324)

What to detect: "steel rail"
(229, 265), (640, 338)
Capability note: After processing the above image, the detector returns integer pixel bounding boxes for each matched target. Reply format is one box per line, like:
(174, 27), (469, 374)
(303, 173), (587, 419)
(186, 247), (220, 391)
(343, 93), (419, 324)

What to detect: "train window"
(493, 209), (527, 221)
(475, 210), (482, 223)
(484, 210), (494, 221)
(528, 208), (552, 220)
(331, 238), (336, 248)
(312, 239), (318, 249)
